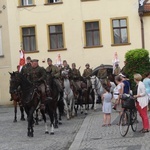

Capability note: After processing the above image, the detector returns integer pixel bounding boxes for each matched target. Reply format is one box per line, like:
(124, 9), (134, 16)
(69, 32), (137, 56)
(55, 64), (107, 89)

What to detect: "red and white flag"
(19, 50), (25, 72)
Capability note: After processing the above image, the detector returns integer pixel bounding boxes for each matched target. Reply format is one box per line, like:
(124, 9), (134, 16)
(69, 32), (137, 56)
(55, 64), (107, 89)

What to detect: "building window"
(47, 0), (61, 3)
(112, 18), (129, 45)
(48, 25), (64, 50)
(22, 27), (36, 52)
(85, 21), (101, 47)
(20, 0), (33, 6)
(0, 26), (3, 56)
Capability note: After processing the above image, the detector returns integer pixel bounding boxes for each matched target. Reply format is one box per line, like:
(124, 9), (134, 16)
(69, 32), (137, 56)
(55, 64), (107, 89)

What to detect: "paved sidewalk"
(69, 107), (150, 150)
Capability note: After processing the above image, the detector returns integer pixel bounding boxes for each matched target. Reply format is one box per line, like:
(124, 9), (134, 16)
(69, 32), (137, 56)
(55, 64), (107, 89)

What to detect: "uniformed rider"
(82, 63), (92, 88)
(71, 63), (81, 92)
(28, 59), (47, 107)
(46, 58), (63, 92)
(21, 56), (32, 76)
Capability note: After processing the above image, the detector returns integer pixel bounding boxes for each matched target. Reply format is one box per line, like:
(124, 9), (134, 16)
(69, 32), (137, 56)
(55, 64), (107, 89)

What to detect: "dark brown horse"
(9, 72), (58, 137)
(9, 72), (25, 122)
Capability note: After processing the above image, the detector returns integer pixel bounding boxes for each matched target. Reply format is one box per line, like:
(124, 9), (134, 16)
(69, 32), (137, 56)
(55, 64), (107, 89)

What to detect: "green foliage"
(124, 49), (150, 89)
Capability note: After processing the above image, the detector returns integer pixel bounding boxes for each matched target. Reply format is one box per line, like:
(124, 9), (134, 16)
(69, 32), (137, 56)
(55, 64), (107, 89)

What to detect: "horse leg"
(93, 91), (98, 110)
(48, 109), (54, 135)
(13, 101), (17, 122)
(20, 105), (25, 121)
(71, 97), (75, 117)
(27, 107), (35, 137)
(40, 108), (49, 134)
(54, 110), (58, 128)
(63, 98), (70, 120)
(91, 90), (95, 110)
(35, 108), (39, 125)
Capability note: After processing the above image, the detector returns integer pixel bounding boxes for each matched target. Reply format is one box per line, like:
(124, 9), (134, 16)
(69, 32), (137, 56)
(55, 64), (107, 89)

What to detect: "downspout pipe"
(138, 3), (145, 49)
(140, 15), (145, 49)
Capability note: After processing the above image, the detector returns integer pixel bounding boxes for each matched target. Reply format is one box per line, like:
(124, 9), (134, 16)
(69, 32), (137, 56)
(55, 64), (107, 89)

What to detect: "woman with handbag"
(133, 73), (149, 133)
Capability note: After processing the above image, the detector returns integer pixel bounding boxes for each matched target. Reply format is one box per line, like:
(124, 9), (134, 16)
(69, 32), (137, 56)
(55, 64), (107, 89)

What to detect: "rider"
(97, 64), (108, 86)
(82, 63), (92, 87)
(71, 63), (81, 93)
(28, 59), (47, 107)
(46, 58), (63, 92)
(21, 56), (32, 76)
(61, 60), (72, 78)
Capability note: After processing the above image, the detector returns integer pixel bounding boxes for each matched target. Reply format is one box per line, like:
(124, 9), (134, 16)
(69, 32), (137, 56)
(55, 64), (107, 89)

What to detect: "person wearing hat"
(46, 58), (63, 92)
(28, 59), (47, 107)
(82, 63), (92, 78)
(71, 63), (81, 95)
(113, 63), (121, 76)
(21, 56), (32, 76)
(61, 60), (72, 78)
(82, 63), (92, 89)
(97, 64), (108, 86)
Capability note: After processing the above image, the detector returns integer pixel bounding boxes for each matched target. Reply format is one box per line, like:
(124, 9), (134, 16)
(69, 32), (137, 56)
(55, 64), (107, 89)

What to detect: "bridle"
(91, 76), (102, 93)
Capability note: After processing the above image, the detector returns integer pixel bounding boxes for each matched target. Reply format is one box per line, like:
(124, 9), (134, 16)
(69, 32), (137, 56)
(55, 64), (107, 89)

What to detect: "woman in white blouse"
(133, 73), (149, 133)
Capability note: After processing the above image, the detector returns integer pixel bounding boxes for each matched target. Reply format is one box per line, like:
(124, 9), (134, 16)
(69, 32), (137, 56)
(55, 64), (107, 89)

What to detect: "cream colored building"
(0, 0), (150, 105)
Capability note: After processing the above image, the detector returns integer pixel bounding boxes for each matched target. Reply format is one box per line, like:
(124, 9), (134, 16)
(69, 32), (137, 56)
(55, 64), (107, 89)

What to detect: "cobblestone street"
(0, 105), (150, 150)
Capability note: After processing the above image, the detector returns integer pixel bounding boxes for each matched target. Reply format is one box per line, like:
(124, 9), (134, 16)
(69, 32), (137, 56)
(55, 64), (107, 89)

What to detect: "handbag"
(121, 94), (135, 109)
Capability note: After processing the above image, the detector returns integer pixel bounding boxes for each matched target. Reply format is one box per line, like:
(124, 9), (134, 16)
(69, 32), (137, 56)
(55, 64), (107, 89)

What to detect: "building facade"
(0, 0), (150, 105)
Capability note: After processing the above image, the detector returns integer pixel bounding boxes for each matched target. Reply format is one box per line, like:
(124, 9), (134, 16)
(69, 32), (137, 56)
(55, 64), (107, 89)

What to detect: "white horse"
(90, 75), (116, 110)
(62, 70), (75, 120)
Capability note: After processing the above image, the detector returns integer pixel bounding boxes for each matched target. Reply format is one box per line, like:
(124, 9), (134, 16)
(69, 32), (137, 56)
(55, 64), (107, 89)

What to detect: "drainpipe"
(138, 2), (145, 49)
(140, 15), (145, 49)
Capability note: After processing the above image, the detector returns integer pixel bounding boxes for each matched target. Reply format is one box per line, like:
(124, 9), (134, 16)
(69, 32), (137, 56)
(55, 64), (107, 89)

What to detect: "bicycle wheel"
(119, 111), (130, 137)
(131, 109), (137, 132)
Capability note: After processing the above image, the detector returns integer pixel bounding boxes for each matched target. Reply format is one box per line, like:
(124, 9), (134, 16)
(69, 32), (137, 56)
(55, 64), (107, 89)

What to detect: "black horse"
(9, 72), (25, 122)
(9, 72), (57, 137)
(46, 72), (64, 127)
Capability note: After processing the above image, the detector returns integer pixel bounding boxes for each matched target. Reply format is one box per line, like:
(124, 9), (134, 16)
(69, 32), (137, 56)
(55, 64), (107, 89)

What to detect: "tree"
(124, 49), (150, 89)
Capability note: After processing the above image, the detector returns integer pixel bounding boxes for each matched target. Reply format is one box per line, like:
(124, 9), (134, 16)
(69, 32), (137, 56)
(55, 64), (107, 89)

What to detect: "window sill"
(24, 50), (39, 54)
(0, 55), (4, 58)
(44, 2), (63, 6)
(84, 45), (103, 49)
(17, 5), (36, 8)
(111, 43), (131, 46)
(48, 48), (67, 52)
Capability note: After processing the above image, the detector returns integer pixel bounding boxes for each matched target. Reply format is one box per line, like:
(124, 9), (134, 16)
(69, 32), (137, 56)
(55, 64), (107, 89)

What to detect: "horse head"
(61, 70), (69, 79)
(9, 72), (21, 94)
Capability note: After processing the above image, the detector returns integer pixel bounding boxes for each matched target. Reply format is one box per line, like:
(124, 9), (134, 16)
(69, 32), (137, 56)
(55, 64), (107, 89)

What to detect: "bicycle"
(119, 94), (138, 137)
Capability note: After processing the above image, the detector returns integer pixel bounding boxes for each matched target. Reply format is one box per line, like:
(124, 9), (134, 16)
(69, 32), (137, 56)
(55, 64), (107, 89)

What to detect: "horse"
(9, 72), (56, 136)
(61, 70), (75, 120)
(90, 75), (116, 110)
(9, 72), (25, 122)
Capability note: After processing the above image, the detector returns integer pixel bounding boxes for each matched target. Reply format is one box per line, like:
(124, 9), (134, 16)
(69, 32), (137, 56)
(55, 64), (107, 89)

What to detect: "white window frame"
(0, 26), (3, 56)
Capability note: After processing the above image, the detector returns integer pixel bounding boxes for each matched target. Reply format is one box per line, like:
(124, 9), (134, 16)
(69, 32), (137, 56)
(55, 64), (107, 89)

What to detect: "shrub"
(124, 49), (150, 89)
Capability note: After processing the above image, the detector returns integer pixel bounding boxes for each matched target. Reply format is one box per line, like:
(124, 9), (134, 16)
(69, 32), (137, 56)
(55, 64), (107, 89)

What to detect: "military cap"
(47, 58), (52, 62)
(26, 56), (31, 60)
(85, 63), (90, 66)
(31, 59), (39, 62)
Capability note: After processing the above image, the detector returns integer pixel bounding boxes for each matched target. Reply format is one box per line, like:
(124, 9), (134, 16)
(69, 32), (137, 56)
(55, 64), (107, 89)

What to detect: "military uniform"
(28, 65), (47, 104)
(114, 66), (121, 76)
(21, 63), (32, 76)
(71, 68), (81, 91)
(97, 68), (108, 86)
(61, 65), (72, 78)
(82, 68), (92, 88)
(46, 64), (62, 92)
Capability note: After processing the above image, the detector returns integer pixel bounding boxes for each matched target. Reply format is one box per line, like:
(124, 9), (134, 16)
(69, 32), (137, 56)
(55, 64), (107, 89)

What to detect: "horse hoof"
(45, 131), (49, 134)
(85, 113), (88, 115)
(13, 120), (17, 123)
(35, 122), (39, 125)
(50, 132), (54, 135)
(59, 122), (62, 125)
(81, 111), (83, 114)
(20, 118), (25, 121)
(54, 125), (58, 128)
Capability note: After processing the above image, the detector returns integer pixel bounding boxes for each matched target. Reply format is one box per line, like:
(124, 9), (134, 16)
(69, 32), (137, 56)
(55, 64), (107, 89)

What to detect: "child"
(102, 87), (112, 127)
